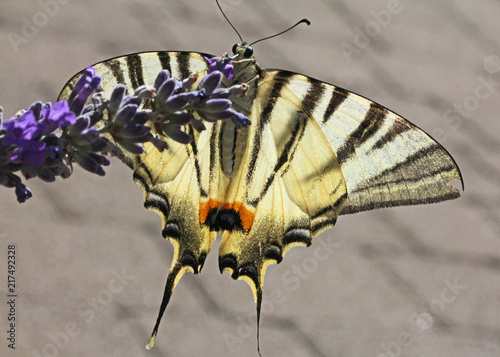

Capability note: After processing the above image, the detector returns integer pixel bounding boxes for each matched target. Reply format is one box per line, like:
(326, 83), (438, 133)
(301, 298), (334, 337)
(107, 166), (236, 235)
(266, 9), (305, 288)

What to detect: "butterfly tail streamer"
(146, 261), (186, 350)
(256, 284), (263, 357)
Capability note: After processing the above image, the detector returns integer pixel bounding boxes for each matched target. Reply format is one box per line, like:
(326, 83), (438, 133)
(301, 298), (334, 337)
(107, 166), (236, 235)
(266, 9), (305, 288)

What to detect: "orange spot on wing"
(199, 199), (220, 224)
(224, 201), (255, 231)
(199, 200), (255, 231)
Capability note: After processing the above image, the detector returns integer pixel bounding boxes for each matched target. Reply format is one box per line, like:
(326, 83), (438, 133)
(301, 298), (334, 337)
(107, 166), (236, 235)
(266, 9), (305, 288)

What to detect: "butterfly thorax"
(223, 42), (262, 114)
(219, 42), (262, 177)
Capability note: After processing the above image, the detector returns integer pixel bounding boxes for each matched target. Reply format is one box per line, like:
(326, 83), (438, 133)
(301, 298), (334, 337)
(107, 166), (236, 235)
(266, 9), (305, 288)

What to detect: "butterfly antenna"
(216, 0), (243, 42)
(249, 18), (311, 46)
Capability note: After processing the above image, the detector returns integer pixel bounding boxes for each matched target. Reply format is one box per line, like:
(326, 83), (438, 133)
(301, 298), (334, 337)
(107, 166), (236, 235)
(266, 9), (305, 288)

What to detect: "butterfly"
(58, 34), (463, 352)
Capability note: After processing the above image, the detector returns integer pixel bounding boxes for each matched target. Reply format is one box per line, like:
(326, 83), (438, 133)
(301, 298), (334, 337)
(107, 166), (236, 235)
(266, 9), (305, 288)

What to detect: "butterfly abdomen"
(219, 120), (249, 177)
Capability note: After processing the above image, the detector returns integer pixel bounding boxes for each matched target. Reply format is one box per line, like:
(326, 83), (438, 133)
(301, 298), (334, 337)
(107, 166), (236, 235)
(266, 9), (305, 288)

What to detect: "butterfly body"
(218, 43), (260, 177)
(58, 44), (462, 349)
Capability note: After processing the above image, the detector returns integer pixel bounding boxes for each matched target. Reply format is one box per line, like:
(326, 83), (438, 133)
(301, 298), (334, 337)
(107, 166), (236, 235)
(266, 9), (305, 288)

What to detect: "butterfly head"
(227, 42), (261, 86)
(231, 42), (254, 60)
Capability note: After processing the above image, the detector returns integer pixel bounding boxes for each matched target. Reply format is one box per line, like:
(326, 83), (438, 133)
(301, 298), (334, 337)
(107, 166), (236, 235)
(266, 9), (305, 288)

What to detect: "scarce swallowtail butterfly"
(58, 7), (463, 353)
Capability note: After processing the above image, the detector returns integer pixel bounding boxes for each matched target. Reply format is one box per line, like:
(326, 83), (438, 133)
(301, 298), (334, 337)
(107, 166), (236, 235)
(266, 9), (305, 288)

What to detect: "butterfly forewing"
(59, 51), (211, 95)
(261, 69), (462, 215)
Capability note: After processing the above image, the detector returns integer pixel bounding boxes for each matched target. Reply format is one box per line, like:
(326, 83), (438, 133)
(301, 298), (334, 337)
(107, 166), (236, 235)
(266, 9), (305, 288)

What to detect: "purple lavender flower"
(64, 116), (110, 176)
(205, 55), (234, 79)
(67, 67), (101, 116)
(0, 67), (104, 201)
(190, 71), (250, 127)
(2, 98), (80, 171)
(8, 140), (47, 167)
(154, 70), (191, 113)
(101, 84), (153, 155)
(229, 110), (251, 129)
(15, 182), (32, 203)
(40, 100), (76, 132)
(150, 70), (195, 145)
(2, 111), (43, 145)
(1, 111), (47, 166)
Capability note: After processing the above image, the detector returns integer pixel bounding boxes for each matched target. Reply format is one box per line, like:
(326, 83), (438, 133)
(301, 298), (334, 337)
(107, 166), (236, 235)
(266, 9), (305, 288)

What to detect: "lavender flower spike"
(67, 67), (101, 116)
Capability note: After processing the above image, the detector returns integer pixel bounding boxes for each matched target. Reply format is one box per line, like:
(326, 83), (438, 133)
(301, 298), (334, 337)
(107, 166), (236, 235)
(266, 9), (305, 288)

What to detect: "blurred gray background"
(1, 1), (499, 356)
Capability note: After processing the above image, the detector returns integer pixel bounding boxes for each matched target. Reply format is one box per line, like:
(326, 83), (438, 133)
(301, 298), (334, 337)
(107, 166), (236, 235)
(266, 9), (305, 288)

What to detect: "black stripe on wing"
(257, 77), (326, 202)
(157, 51), (172, 72)
(177, 52), (194, 80)
(245, 72), (294, 188)
(336, 102), (388, 163)
(323, 87), (349, 123)
(126, 53), (145, 88)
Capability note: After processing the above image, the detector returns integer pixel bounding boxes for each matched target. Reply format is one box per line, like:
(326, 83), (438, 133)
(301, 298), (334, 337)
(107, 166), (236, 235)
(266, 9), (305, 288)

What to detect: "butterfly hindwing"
(59, 52), (222, 345)
(217, 69), (348, 311)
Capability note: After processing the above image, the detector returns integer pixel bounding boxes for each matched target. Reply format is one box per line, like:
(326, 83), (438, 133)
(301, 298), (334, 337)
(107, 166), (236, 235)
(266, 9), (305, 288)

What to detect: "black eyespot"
(232, 44), (238, 54)
(244, 46), (253, 57)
